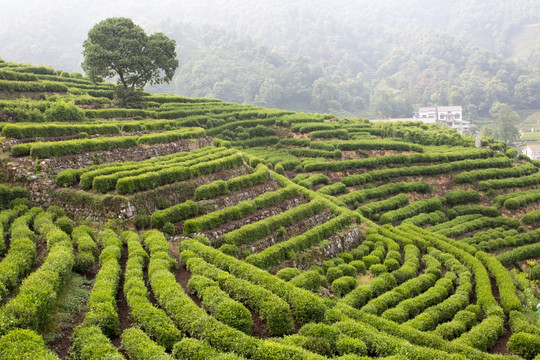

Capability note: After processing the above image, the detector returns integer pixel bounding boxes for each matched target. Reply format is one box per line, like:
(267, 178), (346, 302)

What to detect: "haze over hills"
(1, 1), (540, 120)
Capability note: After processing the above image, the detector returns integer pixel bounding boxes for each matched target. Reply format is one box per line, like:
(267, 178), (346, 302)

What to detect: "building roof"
(437, 106), (462, 112)
(371, 118), (415, 122)
(525, 143), (540, 152)
(418, 107), (436, 112)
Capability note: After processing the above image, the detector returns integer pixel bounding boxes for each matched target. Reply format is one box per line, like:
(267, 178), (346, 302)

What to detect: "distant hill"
(2, 1), (540, 120)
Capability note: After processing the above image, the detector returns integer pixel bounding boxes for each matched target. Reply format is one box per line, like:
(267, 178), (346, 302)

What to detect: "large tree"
(495, 104), (520, 144)
(82, 17), (178, 93)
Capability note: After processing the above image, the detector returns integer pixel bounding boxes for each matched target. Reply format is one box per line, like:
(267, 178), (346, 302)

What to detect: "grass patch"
(356, 273), (376, 286)
(42, 273), (93, 344)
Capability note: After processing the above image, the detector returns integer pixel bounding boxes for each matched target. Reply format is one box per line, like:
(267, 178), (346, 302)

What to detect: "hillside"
(0, 60), (539, 359)
(2, 1), (540, 121)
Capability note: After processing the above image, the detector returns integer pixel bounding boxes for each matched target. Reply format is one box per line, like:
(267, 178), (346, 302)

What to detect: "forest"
(1, 0), (540, 122)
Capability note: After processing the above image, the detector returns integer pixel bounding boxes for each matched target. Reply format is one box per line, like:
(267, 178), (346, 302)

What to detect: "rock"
(125, 201), (136, 218)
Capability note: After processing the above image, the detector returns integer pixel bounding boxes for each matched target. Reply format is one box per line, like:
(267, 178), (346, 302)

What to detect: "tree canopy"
(81, 17), (178, 92)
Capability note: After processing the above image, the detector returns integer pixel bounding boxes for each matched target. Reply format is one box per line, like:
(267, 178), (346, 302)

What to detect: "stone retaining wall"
(4, 137), (213, 182)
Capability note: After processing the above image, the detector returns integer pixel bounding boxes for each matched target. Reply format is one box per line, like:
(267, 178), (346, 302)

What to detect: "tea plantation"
(0, 60), (539, 359)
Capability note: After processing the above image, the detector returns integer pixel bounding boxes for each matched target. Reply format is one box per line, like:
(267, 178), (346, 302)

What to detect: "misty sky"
(2, 0), (539, 119)
(0, 0), (477, 72)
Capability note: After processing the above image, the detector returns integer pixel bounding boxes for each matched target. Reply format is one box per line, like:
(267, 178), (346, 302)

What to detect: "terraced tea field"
(0, 60), (539, 359)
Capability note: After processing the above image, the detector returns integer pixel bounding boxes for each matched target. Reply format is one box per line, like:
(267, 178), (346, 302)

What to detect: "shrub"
(245, 212), (354, 270)
(454, 315), (504, 352)
(380, 198), (442, 225)
(444, 190), (481, 205)
(309, 129), (349, 140)
(82, 230), (121, 337)
(369, 263), (387, 275)
(123, 231), (181, 350)
(180, 239), (326, 325)
(0, 220), (73, 333)
(115, 152), (241, 195)
(223, 199), (325, 246)
(278, 335), (332, 356)
(362, 255), (380, 269)
(54, 215), (73, 235)
(75, 252), (97, 274)
(434, 309), (477, 340)
(172, 338), (220, 360)
(151, 200), (199, 229)
(186, 256), (294, 336)
(218, 244), (238, 257)
(85, 106), (147, 118)
(307, 148), (495, 173)
(44, 101), (84, 122)
(476, 251), (521, 313)
(340, 181), (430, 206)
(134, 214), (150, 230)
(289, 270), (321, 293)
(341, 156), (509, 185)
(195, 180), (229, 200)
(358, 194), (409, 218)
(0, 216), (36, 294)
(2, 123), (120, 139)
(447, 205), (498, 219)
(485, 171), (540, 192)
(0, 329), (60, 360)
(72, 226), (98, 274)
(0, 79), (67, 92)
(508, 332), (540, 360)
(349, 260), (366, 274)
(71, 325), (124, 360)
(338, 252), (354, 263)
(336, 337), (368, 356)
(338, 264), (357, 277)
(509, 310), (540, 335)
(332, 276), (357, 297)
(0, 185), (29, 211)
(162, 222), (175, 236)
(383, 258), (400, 272)
(297, 174), (330, 189)
(522, 210), (540, 225)
(455, 163), (537, 183)
(11, 135), (138, 158)
(121, 328), (173, 360)
(188, 275), (253, 334)
(298, 323), (342, 345)
(326, 267), (344, 283)
(497, 241), (540, 267)
(56, 169), (80, 187)
(276, 267), (301, 281)
(289, 147), (341, 159)
(0, 69), (38, 81)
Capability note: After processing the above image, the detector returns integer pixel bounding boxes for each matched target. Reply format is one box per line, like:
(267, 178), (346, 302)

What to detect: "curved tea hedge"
(2, 64), (539, 359)
(10, 127), (205, 158)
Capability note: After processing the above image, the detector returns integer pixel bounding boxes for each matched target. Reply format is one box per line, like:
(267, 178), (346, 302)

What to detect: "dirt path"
(170, 240), (269, 338)
(48, 269), (96, 359)
(488, 275), (510, 355)
(111, 244), (131, 348)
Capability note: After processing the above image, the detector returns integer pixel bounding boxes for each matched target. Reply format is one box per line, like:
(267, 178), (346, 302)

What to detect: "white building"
(522, 143), (540, 160)
(416, 106), (437, 123)
(414, 105), (471, 133)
